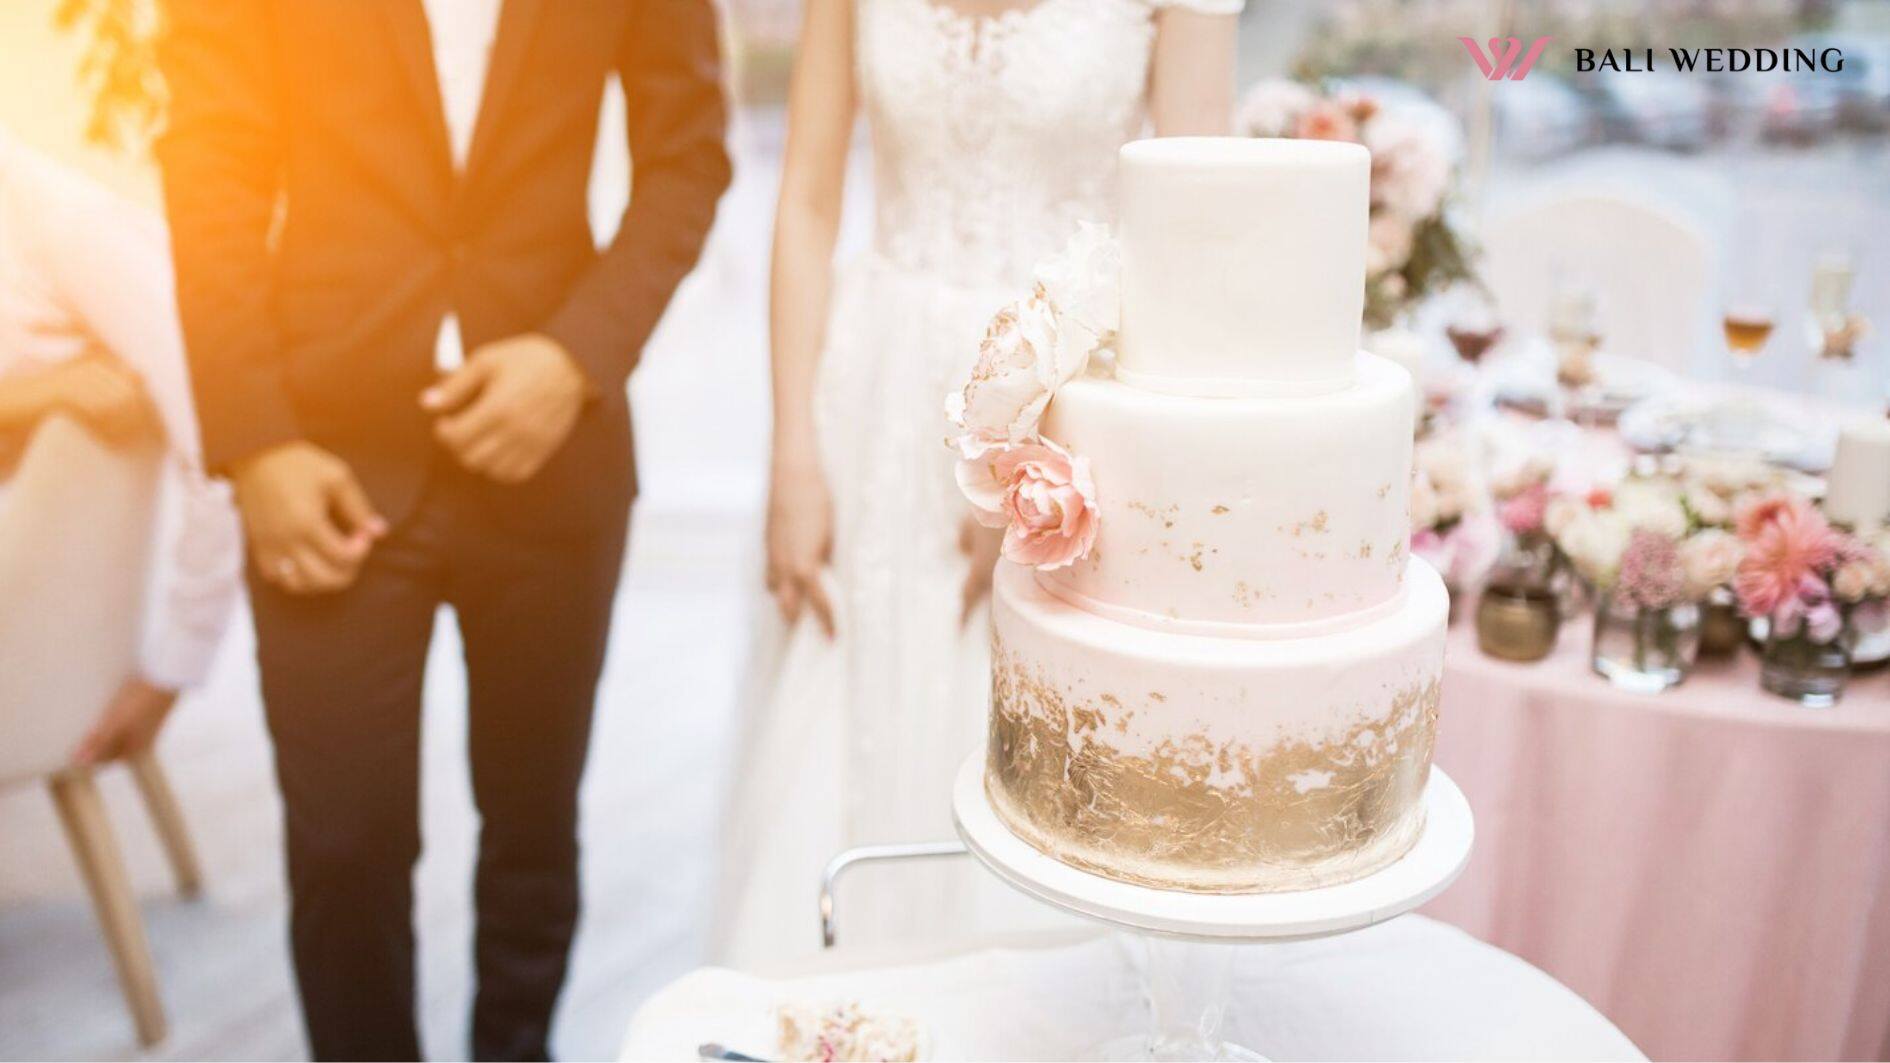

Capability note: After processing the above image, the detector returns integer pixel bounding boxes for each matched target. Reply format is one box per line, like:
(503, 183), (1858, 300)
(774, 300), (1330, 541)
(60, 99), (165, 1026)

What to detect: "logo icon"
(1459, 36), (1553, 81)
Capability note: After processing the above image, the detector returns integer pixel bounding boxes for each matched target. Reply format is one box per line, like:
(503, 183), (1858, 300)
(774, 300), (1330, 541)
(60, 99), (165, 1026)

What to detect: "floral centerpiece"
(1669, 454), (1785, 652)
(1487, 456), (1557, 580)
(1237, 80), (1474, 329)
(1547, 476), (1707, 691)
(1731, 493), (1890, 705)
(945, 224), (1118, 570)
(1410, 432), (1499, 609)
(1473, 456), (1566, 660)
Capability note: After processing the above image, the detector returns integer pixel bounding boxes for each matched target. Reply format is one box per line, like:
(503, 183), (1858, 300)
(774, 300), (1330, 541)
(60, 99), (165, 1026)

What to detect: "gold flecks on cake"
(1358, 541), (1374, 559)
(1377, 483), (1392, 499)
(1211, 505), (1230, 515)
(1188, 543), (1205, 571)
(1385, 538), (1406, 569)
(986, 645), (1439, 893)
(1232, 580), (1274, 608)
(1280, 510), (1331, 537)
(1129, 501), (1179, 529)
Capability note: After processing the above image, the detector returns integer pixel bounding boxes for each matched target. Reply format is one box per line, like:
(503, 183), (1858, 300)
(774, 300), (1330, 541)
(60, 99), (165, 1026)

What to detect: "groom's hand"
(233, 441), (386, 595)
(423, 334), (592, 485)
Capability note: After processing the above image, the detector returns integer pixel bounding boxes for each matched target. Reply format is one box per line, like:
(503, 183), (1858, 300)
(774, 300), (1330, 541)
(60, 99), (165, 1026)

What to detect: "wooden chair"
(0, 415), (203, 1047)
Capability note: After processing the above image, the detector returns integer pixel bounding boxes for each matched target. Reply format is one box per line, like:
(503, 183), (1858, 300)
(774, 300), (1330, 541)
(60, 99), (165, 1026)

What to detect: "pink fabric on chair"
(1424, 612), (1890, 1061)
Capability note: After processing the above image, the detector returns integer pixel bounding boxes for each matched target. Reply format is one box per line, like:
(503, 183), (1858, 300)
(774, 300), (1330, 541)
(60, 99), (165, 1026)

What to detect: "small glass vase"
(1591, 590), (1701, 693)
(1759, 629), (1850, 707)
(1698, 588), (1747, 658)
(1847, 598), (1890, 670)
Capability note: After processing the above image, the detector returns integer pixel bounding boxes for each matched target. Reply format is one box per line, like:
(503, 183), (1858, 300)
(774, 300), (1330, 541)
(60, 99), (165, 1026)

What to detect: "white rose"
(946, 288), (1071, 456)
(1544, 494), (1584, 538)
(1612, 479), (1689, 540)
(1236, 79), (1317, 138)
(1834, 561), (1873, 603)
(1683, 483), (1731, 528)
(1365, 213), (1414, 278)
(1034, 222), (1120, 355)
(1489, 455), (1553, 500)
(1365, 113), (1452, 221)
(1557, 509), (1632, 586)
(1678, 529), (1743, 599)
(1410, 471), (1440, 532)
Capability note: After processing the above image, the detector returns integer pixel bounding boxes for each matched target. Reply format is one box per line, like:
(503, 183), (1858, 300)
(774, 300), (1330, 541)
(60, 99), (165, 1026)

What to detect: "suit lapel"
(380, 1), (454, 173)
(464, 0), (546, 179)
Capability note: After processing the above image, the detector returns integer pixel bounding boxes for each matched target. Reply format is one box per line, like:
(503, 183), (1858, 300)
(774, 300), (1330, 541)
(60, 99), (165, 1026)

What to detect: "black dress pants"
(248, 460), (629, 1061)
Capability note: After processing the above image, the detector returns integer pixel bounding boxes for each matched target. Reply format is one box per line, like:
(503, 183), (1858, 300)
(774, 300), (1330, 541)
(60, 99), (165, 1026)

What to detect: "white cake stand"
(951, 752), (1474, 1061)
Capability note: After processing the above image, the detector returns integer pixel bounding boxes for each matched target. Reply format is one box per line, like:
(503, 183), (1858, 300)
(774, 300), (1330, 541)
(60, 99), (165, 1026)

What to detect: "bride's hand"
(766, 459), (837, 638)
(959, 515), (1003, 625)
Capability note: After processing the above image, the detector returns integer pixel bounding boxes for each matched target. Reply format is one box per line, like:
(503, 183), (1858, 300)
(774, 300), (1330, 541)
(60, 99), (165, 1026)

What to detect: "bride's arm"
(1149, 9), (1239, 136)
(765, 0), (856, 636)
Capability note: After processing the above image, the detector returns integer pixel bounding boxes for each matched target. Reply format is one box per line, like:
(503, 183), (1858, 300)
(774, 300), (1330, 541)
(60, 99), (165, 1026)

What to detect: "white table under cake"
(618, 916), (1641, 1061)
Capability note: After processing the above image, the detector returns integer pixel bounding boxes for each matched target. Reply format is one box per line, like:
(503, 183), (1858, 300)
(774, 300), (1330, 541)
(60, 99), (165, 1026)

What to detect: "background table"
(1426, 614), (1890, 1061)
(619, 915), (1640, 1061)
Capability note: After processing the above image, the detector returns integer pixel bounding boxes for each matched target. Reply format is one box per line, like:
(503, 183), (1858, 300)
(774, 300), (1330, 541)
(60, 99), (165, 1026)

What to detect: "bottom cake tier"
(987, 558), (1449, 893)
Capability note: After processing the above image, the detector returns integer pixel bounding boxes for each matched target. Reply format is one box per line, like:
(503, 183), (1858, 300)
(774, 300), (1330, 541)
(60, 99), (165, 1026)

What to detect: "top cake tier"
(1116, 138), (1369, 395)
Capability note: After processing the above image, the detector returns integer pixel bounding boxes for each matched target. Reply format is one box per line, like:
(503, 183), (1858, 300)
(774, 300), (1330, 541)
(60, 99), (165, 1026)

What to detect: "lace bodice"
(855, 0), (1236, 287)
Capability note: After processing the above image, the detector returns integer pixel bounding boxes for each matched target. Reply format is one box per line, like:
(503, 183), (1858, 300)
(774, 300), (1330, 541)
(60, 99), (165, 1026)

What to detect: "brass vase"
(1476, 585), (1561, 662)
(1698, 594), (1746, 658)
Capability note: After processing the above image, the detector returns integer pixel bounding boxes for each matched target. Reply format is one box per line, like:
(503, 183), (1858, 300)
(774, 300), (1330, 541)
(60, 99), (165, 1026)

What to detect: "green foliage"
(1365, 208), (1479, 330)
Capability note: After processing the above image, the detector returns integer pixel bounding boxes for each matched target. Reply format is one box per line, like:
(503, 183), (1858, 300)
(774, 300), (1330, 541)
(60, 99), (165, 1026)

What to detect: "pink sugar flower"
(956, 438), (1099, 571)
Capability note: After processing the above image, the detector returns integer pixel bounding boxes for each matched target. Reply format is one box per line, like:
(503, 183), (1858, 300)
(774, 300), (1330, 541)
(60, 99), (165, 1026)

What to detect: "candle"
(1825, 417), (1890, 531)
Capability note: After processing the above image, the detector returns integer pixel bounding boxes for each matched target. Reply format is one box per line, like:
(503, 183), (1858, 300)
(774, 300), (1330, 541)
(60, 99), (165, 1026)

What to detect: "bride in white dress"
(717, 0), (1243, 966)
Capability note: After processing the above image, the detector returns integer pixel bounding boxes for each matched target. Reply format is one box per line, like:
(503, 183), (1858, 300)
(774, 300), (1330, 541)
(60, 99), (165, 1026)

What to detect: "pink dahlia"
(1733, 493), (1839, 619)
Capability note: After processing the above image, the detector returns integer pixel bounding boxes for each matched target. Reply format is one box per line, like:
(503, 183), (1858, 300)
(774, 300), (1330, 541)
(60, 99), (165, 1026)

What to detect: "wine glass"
(1717, 303), (1775, 439)
(1722, 304), (1776, 366)
(1444, 288), (1504, 367)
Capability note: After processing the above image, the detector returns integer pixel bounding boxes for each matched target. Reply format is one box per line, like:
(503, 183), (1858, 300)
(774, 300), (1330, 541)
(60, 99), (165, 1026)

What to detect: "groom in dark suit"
(156, 2), (729, 1058)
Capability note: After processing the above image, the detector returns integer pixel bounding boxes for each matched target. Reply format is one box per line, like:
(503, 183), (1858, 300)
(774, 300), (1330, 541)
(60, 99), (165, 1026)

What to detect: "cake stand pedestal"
(951, 753), (1474, 1061)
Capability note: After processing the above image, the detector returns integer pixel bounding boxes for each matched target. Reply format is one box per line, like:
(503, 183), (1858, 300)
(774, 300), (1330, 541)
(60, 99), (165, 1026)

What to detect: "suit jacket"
(157, 0), (731, 528)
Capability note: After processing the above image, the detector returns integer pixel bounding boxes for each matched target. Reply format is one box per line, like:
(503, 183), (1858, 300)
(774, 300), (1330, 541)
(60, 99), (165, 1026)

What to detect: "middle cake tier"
(1040, 351), (1415, 632)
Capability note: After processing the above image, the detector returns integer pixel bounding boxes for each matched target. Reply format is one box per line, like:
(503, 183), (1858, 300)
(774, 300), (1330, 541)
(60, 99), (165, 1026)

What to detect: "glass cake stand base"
(951, 753), (1474, 1061)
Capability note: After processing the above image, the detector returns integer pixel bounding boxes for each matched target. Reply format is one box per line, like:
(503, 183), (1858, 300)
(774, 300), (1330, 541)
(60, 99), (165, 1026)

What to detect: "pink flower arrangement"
(1237, 78), (1473, 329)
(956, 439), (1099, 570)
(1730, 490), (1887, 644)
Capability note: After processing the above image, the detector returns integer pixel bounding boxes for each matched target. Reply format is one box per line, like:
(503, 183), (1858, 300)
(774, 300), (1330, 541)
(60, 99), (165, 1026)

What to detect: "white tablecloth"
(619, 915), (1642, 1061)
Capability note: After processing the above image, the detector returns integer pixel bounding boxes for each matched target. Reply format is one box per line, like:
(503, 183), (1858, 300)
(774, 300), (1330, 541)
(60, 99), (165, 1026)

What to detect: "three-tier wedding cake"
(951, 137), (1447, 894)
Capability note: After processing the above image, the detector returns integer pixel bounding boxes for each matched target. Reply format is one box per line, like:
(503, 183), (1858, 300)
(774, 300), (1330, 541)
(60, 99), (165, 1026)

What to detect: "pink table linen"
(1424, 611), (1890, 1061)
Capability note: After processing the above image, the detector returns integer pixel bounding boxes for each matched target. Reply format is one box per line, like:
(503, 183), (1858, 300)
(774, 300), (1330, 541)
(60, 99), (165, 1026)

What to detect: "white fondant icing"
(993, 558), (1449, 757)
(1116, 137), (1369, 391)
(1039, 353), (1416, 629)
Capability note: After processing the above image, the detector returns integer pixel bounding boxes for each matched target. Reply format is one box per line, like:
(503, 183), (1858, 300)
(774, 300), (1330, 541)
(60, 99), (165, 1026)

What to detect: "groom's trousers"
(248, 453), (631, 1062)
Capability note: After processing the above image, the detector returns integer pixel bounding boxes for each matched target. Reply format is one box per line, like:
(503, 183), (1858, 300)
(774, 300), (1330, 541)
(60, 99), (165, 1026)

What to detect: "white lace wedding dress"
(715, 0), (1242, 967)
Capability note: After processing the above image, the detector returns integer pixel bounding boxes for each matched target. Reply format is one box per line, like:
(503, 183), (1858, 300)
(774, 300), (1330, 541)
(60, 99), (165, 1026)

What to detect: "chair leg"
(48, 767), (168, 1047)
(129, 751), (203, 899)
